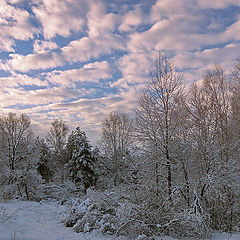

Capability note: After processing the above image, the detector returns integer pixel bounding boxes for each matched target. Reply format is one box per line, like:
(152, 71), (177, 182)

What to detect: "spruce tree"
(67, 127), (97, 191)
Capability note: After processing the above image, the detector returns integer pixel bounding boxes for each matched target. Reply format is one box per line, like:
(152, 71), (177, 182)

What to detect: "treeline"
(0, 54), (239, 238)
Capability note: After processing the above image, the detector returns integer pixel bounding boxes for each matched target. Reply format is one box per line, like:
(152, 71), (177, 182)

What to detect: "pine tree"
(67, 127), (97, 192)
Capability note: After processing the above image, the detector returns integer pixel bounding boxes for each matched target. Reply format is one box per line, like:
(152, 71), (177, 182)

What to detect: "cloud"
(118, 6), (143, 32)
(0, 1), (35, 51)
(112, 53), (151, 89)
(45, 61), (112, 87)
(86, 0), (119, 37)
(0, 73), (48, 88)
(197, 0), (240, 9)
(6, 34), (124, 72)
(61, 34), (124, 63)
(222, 15), (240, 42)
(33, 40), (58, 53)
(32, 0), (87, 39)
(0, 86), (90, 108)
(1, 0), (240, 144)
(27, 87), (137, 144)
(6, 51), (63, 72)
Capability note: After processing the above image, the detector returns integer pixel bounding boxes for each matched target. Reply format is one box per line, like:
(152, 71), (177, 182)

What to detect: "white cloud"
(86, 0), (119, 37)
(45, 61), (112, 87)
(0, 73), (48, 88)
(6, 51), (63, 72)
(222, 15), (240, 42)
(118, 6), (143, 32)
(0, 86), (89, 108)
(112, 53), (151, 89)
(0, 1), (35, 51)
(32, 0), (87, 39)
(33, 40), (58, 53)
(197, 0), (240, 9)
(5, 34), (124, 72)
(61, 34), (124, 63)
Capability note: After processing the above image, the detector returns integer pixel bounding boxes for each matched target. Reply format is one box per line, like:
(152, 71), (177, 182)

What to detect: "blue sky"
(0, 0), (240, 143)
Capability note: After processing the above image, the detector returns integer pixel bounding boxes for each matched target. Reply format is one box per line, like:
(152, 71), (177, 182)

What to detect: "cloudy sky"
(0, 0), (240, 143)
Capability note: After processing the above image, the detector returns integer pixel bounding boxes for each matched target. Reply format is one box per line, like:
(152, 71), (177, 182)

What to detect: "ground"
(0, 200), (239, 240)
(0, 200), (124, 240)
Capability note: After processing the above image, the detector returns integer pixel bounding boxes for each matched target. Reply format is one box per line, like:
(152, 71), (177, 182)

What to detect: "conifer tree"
(67, 127), (97, 192)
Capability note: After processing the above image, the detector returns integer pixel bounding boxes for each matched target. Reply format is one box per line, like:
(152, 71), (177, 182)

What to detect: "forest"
(0, 54), (239, 239)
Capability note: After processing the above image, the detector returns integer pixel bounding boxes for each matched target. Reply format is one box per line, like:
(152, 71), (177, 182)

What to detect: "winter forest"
(0, 54), (240, 239)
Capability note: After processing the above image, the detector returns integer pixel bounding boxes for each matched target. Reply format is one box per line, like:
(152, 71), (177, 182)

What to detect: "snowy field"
(0, 200), (239, 240)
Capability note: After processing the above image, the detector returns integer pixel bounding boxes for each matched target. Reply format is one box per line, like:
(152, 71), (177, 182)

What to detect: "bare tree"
(0, 112), (32, 170)
(135, 53), (185, 198)
(231, 60), (240, 154)
(46, 119), (69, 183)
(187, 65), (240, 231)
(98, 112), (134, 185)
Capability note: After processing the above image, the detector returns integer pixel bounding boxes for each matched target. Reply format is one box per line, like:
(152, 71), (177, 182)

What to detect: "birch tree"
(0, 112), (32, 171)
(46, 119), (69, 183)
(98, 112), (134, 185)
(135, 53), (185, 198)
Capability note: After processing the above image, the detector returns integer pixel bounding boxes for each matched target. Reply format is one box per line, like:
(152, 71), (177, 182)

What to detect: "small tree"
(98, 112), (134, 185)
(46, 119), (69, 183)
(34, 137), (53, 183)
(67, 127), (97, 192)
(0, 112), (32, 170)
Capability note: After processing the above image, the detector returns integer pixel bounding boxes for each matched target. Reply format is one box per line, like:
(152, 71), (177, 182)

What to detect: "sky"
(0, 0), (240, 144)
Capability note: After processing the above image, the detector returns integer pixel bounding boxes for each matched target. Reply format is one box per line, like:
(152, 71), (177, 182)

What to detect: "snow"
(0, 200), (239, 240)
(0, 200), (124, 240)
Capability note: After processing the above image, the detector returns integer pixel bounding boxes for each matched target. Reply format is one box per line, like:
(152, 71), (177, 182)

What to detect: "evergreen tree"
(67, 127), (97, 192)
(34, 137), (53, 183)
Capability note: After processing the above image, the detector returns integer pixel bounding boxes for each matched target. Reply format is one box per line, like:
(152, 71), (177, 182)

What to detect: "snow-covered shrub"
(163, 210), (210, 238)
(63, 187), (212, 239)
(0, 168), (41, 201)
(203, 183), (240, 233)
(64, 190), (120, 234)
(39, 183), (79, 202)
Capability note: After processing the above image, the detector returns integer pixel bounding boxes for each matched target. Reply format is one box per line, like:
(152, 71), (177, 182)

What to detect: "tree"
(135, 53), (185, 198)
(0, 112), (32, 170)
(67, 127), (97, 192)
(98, 112), (135, 185)
(34, 137), (53, 183)
(0, 113), (41, 200)
(187, 65), (240, 232)
(46, 119), (69, 183)
(231, 60), (240, 156)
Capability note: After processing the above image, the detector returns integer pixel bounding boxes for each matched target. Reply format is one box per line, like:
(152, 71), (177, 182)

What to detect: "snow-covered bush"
(0, 168), (41, 201)
(63, 187), (212, 239)
(64, 190), (120, 234)
(39, 182), (79, 202)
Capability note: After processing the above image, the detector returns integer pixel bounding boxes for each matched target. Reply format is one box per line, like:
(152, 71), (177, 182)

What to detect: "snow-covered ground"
(0, 200), (125, 240)
(0, 200), (239, 240)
